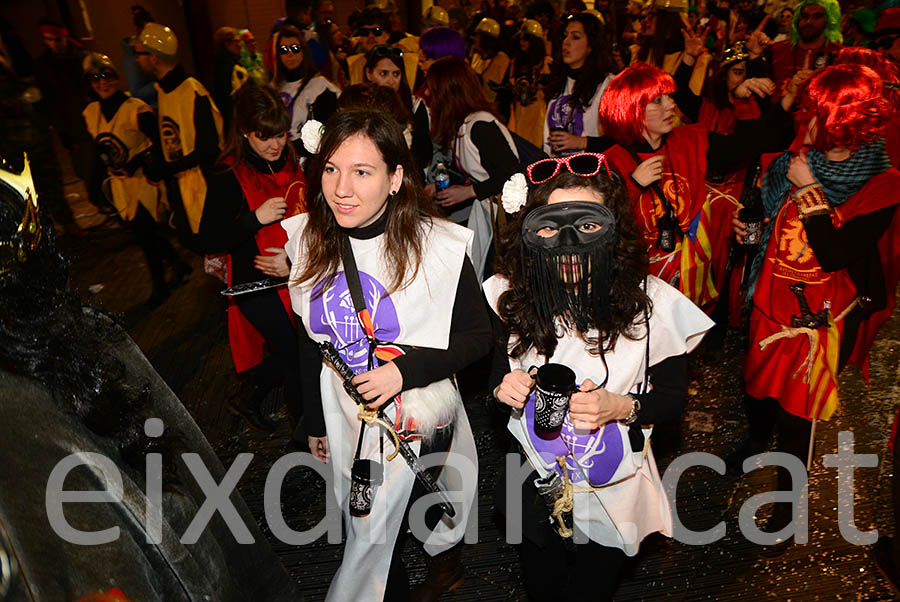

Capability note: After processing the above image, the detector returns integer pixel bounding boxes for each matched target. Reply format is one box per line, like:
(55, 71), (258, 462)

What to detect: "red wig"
(799, 64), (892, 151)
(598, 62), (676, 147)
(833, 46), (900, 108)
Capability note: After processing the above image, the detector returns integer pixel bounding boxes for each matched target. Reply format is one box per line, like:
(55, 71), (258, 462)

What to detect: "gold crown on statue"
(0, 153), (42, 276)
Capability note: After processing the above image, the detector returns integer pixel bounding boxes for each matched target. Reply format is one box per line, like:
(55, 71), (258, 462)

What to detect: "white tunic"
(453, 111), (520, 277)
(543, 74), (614, 156)
(279, 75), (340, 141)
(283, 214), (479, 601)
(483, 274), (714, 555)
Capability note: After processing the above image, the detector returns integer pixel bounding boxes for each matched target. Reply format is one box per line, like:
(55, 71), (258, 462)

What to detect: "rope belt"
(757, 298), (858, 383)
(550, 455), (601, 539)
(357, 406), (401, 462)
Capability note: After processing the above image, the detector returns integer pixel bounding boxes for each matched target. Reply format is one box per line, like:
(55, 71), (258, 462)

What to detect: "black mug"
(349, 459), (383, 517)
(549, 126), (567, 154)
(531, 363), (577, 436)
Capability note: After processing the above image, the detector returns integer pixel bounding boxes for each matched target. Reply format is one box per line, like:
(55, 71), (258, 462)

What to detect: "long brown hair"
(364, 46), (413, 114)
(495, 169), (651, 359)
(425, 56), (499, 148)
(271, 25), (317, 86)
(295, 109), (437, 295)
(217, 84), (296, 170)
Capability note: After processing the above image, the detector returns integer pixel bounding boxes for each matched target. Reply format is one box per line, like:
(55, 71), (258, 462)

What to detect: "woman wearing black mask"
(487, 154), (713, 599)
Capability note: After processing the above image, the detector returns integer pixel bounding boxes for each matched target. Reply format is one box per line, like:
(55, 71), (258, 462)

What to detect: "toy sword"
(220, 278), (287, 297)
(317, 341), (457, 518)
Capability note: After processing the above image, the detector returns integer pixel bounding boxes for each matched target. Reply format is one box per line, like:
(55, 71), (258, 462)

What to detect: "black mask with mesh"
(521, 201), (618, 334)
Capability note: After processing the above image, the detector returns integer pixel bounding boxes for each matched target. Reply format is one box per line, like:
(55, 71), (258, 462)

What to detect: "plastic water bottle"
(434, 162), (450, 191)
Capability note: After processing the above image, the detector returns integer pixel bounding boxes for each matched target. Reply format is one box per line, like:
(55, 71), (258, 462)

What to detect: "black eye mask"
(522, 201), (617, 250)
(520, 201), (619, 335)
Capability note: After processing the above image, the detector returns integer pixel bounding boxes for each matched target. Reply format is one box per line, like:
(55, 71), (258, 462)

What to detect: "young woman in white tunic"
(487, 155), (714, 600)
(543, 13), (618, 156)
(283, 109), (490, 601)
(271, 25), (340, 147)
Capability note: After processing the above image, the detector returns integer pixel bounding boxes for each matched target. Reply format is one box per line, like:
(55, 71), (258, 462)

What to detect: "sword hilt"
(789, 282), (828, 329)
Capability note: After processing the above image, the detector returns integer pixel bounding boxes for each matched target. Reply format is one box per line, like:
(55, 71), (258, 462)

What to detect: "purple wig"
(419, 26), (466, 60)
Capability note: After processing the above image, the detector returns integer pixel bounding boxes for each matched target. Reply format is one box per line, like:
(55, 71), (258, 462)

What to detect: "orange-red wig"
(598, 62), (676, 147)
(799, 64), (892, 151)
(833, 46), (900, 108)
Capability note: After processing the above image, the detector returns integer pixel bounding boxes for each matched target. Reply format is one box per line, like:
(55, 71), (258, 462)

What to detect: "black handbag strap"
(341, 235), (380, 462)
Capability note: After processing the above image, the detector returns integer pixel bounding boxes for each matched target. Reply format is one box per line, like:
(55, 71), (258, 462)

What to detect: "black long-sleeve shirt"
(469, 120), (523, 199)
(805, 203), (898, 313)
(300, 209), (493, 436)
(625, 101), (792, 175)
(196, 151), (285, 285)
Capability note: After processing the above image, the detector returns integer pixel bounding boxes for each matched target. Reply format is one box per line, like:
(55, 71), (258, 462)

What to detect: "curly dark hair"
(494, 169), (651, 359)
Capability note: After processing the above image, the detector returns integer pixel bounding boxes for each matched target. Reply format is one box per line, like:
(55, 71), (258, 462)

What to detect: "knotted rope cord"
(357, 406), (401, 462)
(757, 298), (858, 383)
(550, 455), (603, 539)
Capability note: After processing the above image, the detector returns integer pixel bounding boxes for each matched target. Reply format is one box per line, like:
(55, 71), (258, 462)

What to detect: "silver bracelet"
(621, 393), (641, 426)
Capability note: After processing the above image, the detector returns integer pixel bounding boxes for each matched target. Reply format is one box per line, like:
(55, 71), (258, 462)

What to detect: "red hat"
(875, 8), (900, 41)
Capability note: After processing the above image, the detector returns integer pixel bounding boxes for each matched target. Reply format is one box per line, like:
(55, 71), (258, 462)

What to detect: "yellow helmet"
(423, 5), (450, 27)
(582, 9), (606, 24)
(82, 52), (116, 75)
(520, 18), (544, 38)
(475, 17), (501, 37)
(138, 22), (178, 58)
(652, 0), (688, 12)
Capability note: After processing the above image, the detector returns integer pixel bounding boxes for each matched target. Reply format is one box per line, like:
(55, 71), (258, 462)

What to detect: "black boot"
(410, 546), (465, 602)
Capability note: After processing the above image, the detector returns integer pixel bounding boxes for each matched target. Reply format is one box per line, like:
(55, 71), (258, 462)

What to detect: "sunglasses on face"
(90, 71), (117, 82)
(526, 153), (611, 185)
(278, 44), (303, 55)
(358, 26), (384, 37)
(370, 45), (403, 59)
(132, 50), (151, 56)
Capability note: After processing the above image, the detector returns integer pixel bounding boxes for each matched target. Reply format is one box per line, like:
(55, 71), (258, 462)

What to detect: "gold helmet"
(138, 22), (178, 58)
(423, 5), (450, 27)
(0, 153), (41, 277)
(474, 17), (501, 37)
(653, 0), (688, 12)
(520, 18), (544, 38)
(82, 52), (116, 76)
(582, 9), (606, 24)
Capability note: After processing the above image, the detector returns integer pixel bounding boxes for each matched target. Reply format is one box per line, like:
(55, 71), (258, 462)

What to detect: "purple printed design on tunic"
(309, 271), (401, 374)
(546, 93), (585, 136)
(524, 389), (624, 485)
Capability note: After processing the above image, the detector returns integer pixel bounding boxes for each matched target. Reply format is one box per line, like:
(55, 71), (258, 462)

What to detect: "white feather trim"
(398, 378), (461, 440)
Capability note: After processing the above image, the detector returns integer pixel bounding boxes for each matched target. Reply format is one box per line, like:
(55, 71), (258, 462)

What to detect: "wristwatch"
(621, 393), (641, 426)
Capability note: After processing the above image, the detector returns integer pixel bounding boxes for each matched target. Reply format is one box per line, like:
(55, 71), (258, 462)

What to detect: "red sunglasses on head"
(525, 153), (611, 185)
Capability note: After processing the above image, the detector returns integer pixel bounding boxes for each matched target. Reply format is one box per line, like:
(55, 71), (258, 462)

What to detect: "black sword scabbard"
(317, 341), (457, 518)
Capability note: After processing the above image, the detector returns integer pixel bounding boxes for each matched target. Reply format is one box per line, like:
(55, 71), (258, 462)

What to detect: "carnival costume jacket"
(82, 92), (166, 221)
(283, 212), (486, 601)
(744, 166), (900, 420)
(154, 66), (224, 233)
(484, 275), (713, 554)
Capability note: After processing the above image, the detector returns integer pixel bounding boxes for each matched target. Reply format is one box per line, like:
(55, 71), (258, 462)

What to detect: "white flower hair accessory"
(501, 172), (528, 213)
(300, 120), (325, 154)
